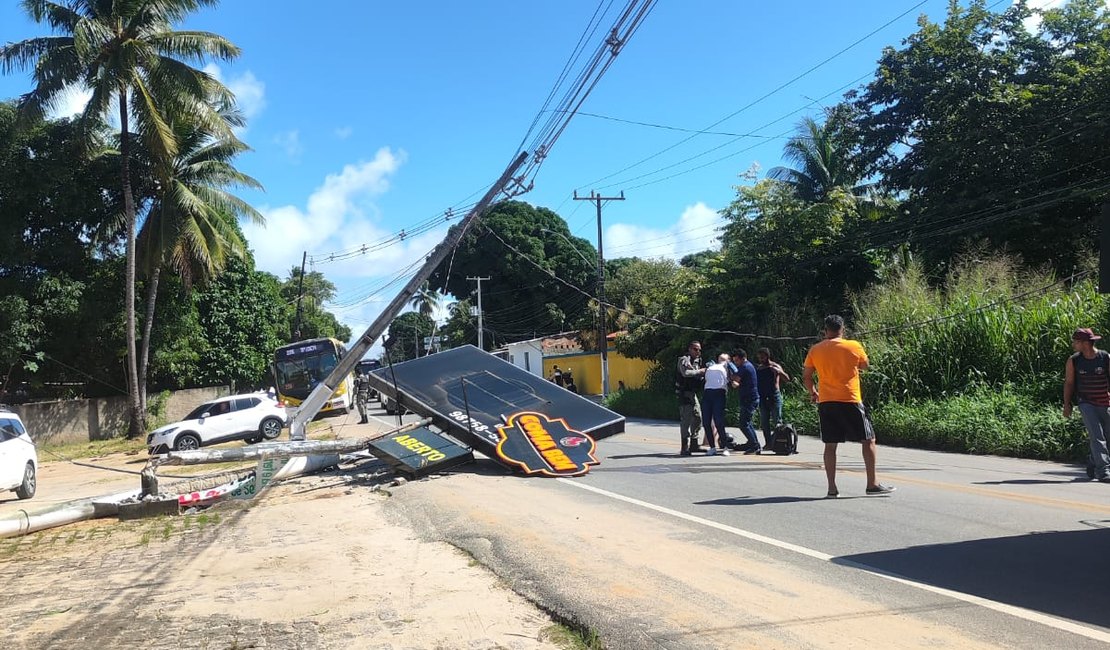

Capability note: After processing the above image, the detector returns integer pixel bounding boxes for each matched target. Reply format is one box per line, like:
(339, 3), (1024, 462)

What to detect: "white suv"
(147, 394), (288, 454)
(0, 409), (37, 500)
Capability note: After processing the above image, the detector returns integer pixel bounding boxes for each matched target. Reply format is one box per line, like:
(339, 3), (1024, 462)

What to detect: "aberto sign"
(496, 411), (599, 477)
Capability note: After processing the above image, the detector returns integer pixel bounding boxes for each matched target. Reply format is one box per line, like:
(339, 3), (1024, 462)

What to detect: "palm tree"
(1, 0), (240, 438)
(409, 283), (442, 355)
(767, 115), (865, 202)
(136, 107), (263, 415)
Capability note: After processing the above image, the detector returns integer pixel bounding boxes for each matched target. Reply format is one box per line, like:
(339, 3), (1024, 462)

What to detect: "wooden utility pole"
(574, 190), (625, 398)
(1101, 203), (1110, 293)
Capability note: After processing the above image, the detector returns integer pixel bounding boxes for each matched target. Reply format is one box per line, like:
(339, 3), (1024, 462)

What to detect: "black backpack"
(771, 423), (798, 455)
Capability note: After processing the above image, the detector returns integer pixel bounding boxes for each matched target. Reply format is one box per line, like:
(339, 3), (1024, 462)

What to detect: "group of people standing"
(676, 344), (789, 456)
(676, 314), (895, 497)
(549, 365), (579, 394)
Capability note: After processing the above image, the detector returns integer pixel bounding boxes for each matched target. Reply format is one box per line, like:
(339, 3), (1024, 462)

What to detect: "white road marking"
(557, 478), (1110, 644)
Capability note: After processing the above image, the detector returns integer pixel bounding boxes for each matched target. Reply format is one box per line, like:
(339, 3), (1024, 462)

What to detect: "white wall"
(504, 341), (543, 377)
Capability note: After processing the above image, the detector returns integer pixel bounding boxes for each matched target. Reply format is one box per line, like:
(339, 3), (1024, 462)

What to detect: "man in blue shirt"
(730, 349), (762, 454)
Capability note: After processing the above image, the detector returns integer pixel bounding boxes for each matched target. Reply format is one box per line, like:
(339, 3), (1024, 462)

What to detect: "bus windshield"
(274, 342), (340, 398)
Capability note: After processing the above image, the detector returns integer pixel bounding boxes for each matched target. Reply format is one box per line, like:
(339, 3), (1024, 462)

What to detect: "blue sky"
(0, 0), (1059, 345)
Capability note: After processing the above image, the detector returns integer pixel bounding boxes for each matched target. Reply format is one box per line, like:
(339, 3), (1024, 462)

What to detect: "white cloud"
(603, 205), (723, 260)
(273, 130), (303, 158)
(203, 63), (266, 133)
(334, 126), (354, 140)
(604, 202), (721, 260)
(244, 146), (412, 278)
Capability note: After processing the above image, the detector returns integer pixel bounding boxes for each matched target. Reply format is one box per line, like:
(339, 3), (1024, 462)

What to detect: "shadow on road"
(836, 527), (1110, 629)
(693, 495), (871, 505)
(973, 478), (1089, 485)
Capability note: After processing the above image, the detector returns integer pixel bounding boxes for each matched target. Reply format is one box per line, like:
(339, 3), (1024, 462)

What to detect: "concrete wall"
(11, 386), (231, 446)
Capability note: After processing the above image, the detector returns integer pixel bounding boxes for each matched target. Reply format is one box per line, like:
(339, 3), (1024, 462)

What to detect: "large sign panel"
(366, 346), (624, 472)
(496, 411), (598, 477)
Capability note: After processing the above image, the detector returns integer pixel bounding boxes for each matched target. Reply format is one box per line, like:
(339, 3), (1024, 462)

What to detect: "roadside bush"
(604, 386), (677, 421)
(869, 387), (1087, 461)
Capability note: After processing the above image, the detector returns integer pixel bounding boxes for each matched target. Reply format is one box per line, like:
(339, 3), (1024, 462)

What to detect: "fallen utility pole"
(288, 152), (529, 440)
(155, 418), (433, 466)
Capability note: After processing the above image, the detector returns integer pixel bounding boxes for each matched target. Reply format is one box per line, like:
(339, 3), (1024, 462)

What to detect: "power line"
(572, 0), (931, 193)
(483, 222), (1095, 345)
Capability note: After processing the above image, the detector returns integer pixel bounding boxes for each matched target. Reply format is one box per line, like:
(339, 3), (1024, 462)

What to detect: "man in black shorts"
(802, 315), (894, 498)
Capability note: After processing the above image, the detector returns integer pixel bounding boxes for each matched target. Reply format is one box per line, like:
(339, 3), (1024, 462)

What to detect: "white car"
(147, 394), (288, 454)
(0, 409), (37, 500)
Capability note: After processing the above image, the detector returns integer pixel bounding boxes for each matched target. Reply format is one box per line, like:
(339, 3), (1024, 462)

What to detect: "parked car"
(147, 394), (288, 454)
(0, 408), (37, 500)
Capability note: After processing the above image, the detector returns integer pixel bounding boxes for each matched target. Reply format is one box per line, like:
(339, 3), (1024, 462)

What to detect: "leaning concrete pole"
(288, 151), (530, 440)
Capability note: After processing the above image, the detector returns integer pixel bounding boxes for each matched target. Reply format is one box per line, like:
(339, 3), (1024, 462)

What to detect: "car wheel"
(15, 462), (36, 500)
(259, 416), (283, 440)
(174, 433), (201, 451)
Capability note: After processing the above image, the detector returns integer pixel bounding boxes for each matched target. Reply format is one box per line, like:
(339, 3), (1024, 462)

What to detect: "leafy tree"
(849, 0), (1110, 272)
(192, 256), (286, 388)
(384, 311), (435, 362)
(608, 258), (702, 361)
(280, 267), (350, 342)
(429, 201), (596, 345)
(2, 0), (241, 437)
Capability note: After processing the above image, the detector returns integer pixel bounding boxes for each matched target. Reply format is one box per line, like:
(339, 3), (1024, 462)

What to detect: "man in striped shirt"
(1064, 327), (1110, 483)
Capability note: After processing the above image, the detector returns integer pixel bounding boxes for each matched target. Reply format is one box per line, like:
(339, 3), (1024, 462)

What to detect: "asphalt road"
(387, 413), (1110, 649)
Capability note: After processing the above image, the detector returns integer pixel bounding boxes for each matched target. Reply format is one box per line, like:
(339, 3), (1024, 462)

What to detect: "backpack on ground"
(771, 423), (798, 455)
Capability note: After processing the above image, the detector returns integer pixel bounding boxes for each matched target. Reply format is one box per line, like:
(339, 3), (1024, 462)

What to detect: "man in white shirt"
(701, 353), (732, 456)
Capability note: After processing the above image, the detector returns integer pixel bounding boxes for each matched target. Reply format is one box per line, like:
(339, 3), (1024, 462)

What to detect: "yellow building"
(543, 348), (654, 396)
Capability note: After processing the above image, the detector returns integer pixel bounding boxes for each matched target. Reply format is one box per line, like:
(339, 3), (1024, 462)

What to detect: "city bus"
(272, 337), (355, 418)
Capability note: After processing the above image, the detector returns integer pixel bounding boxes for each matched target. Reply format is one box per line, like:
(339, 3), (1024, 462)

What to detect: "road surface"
(386, 416), (1110, 649)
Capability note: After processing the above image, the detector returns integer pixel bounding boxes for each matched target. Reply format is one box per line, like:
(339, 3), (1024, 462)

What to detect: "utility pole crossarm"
(287, 152), (529, 440)
(573, 190), (625, 398)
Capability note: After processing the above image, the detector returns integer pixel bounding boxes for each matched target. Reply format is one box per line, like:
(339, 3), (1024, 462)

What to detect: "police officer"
(676, 341), (706, 455)
(354, 369), (372, 424)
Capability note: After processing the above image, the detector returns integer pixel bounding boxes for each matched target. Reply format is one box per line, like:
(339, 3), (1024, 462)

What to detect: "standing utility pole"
(468, 276), (491, 350)
(292, 251), (308, 341)
(574, 190), (624, 398)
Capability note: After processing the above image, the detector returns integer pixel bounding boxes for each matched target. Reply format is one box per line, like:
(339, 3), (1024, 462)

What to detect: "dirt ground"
(0, 428), (569, 649)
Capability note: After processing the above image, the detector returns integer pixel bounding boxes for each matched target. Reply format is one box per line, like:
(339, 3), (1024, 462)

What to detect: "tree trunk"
(120, 91), (144, 440)
(138, 264), (161, 424)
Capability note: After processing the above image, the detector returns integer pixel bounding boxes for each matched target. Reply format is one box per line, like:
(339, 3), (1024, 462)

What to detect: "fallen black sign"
(366, 345), (624, 469)
(368, 426), (474, 477)
(496, 411), (598, 477)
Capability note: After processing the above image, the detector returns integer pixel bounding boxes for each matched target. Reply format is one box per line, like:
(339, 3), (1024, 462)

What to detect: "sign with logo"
(369, 426), (474, 477)
(495, 411), (599, 477)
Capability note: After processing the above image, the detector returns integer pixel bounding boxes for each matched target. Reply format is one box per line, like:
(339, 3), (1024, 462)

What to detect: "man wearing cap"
(1063, 327), (1110, 482)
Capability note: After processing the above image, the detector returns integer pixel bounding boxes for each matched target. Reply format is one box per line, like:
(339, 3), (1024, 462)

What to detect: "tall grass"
(854, 257), (1108, 405)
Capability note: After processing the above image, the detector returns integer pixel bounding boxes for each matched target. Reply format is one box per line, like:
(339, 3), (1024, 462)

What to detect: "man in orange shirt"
(803, 315), (894, 498)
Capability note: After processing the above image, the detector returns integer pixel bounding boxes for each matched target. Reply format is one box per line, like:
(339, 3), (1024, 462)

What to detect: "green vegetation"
(539, 623), (605, 650)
